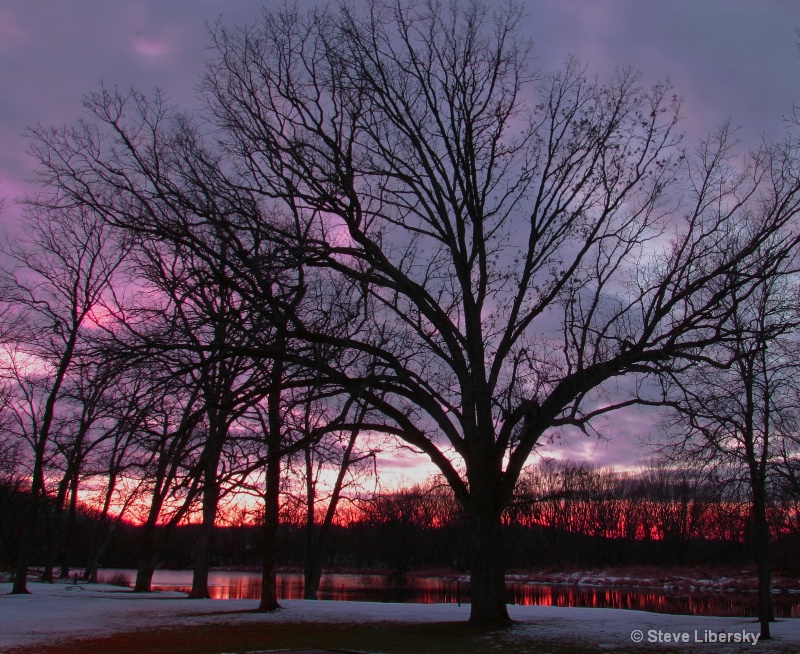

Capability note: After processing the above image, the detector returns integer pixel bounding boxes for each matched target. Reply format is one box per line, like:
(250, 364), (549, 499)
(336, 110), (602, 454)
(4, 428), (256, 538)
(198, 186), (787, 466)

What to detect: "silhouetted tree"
(291, 399), (378, 598)
(0, 204), (128, 593)
(43, 357), (123, 581)
(81, 364), (154, 583)
(122, 229), (274, 599)
(128, 376), (205, 592)
(199, 0), (800, 625)
(660, 270), (800, 640)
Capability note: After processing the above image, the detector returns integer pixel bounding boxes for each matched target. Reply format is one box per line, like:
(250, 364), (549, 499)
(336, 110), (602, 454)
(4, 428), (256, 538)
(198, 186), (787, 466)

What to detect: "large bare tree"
(197, 0), (800, 624)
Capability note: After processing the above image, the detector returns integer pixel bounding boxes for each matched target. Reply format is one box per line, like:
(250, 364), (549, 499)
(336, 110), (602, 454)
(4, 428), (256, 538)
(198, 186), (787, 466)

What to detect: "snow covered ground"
(2, 581), (800, 652)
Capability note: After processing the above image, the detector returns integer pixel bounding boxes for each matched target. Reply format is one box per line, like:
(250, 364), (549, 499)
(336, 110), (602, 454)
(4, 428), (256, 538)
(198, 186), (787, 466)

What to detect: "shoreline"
(199, 564), (800, 593)
(8, 564), (799, 594)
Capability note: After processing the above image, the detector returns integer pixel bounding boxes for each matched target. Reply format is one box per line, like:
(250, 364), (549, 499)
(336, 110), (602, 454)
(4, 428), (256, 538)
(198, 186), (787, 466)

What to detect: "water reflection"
(505, 583), (800, 618)
(108, 569), (800, 618)
(149, 572), (462, 604)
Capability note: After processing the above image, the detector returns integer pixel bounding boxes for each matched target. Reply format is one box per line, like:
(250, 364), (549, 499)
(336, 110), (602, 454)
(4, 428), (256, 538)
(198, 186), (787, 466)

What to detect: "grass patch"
(4, 620), (659, 654)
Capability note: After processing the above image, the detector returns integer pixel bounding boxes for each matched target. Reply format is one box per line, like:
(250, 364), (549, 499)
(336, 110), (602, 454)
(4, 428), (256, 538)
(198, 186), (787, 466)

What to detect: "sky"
(2, 0), (799, 477)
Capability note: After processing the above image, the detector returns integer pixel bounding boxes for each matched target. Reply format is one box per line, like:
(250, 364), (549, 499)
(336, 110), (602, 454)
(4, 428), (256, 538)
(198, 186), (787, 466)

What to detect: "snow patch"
(0, 581), (798, 652)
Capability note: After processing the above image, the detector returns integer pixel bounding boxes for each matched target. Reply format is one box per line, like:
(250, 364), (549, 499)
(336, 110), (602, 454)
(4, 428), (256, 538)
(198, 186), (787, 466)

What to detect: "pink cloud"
(0, 9), (30, 49)
(132, 35), (172, 59)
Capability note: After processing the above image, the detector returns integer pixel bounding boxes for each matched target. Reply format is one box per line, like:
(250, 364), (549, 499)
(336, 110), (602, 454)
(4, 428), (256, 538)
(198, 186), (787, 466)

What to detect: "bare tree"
(81, 364), (154, 583)
(197, 0), (800, 625)
(0, 204), (128, 594)
(25, 88), (373, 611)
(659, 269), (800, 640)
(119, 229), (275, 599)
(291, 399), (378, 599)
(245, 359), (328, 612)
(127, 376), (205, 592)
(41, 356), (122, 581)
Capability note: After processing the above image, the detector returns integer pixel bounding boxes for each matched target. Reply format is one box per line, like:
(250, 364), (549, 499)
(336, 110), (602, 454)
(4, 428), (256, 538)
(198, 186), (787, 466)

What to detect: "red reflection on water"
(509, 584), (670, 612)
(507, 583), (800, 618)
(144, 571), (800, 618)
(157, 572), (465, 604)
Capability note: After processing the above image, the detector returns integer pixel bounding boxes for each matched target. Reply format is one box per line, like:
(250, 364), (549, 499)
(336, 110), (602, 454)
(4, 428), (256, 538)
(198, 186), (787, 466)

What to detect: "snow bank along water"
(2, 581), (800, 652)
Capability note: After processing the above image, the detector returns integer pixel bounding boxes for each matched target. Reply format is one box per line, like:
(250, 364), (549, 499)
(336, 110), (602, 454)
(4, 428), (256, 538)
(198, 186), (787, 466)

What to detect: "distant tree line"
(5, 461), (800, 577)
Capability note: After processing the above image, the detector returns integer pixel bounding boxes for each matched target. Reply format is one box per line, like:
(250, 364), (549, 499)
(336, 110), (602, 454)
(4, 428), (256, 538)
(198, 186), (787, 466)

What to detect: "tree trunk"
(41, 497), (61, 583)
(12, 541), (31, 593)
(303, 494), (321, 598)
(43, 477), (73, 582)
(303, 423), (361, 600)
(753, 485), (772, 640)
(258, 451), (281, 611)
(83, 521), (106, 583)
(303, 444), (321, 600)
(83, 477), (117, 583)
(188, 475), (221, 599)
(467, 502), (510, 627)
(134, 558), (158, 593)
(304, 553), (324, 601)
(13, 453), (47, 594)
(12, 478), (45, 594)
(11, 496), (34, 594)
(84, 506), (111, 583)
(84, 438), (130, 583)
(14, 325), (81, 594)
(134, 521), (159, 592)
(259, 329), (286, 612)
(59, 472), (80, 579)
